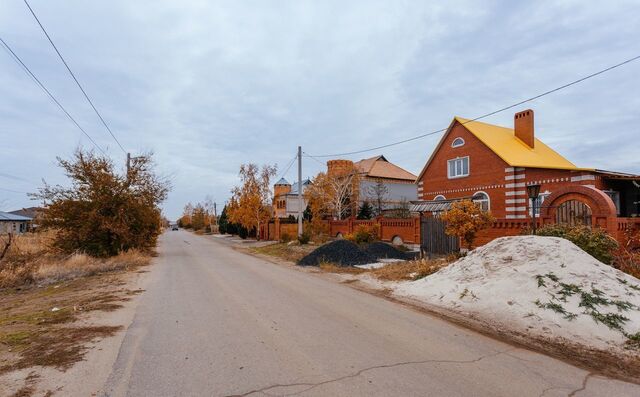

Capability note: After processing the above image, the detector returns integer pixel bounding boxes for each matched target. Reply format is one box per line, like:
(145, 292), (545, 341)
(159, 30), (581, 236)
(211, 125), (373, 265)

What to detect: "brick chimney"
(514, 109), (535, 148)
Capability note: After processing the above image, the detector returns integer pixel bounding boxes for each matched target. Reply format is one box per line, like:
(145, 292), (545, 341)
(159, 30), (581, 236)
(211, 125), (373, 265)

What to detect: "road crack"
(225, 348), (514, 397)
(567, 372), (594, 397)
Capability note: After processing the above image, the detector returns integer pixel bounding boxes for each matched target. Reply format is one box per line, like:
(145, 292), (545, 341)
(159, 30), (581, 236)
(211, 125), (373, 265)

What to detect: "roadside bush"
(280, 232), (293, 243)
(536, 224), (618, 264)
(611, 229), (640, 278)
(34, 149), (169, 257)
(298, 230), (311, 245)
(238, 226), (249, 239)
(345, 224), (379, 244)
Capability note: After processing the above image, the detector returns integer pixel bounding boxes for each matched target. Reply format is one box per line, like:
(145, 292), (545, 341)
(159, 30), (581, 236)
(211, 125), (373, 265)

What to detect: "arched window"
(472, 191), (490, 211)
(451, 137), (465, 148)
(434, 195), (446, 201)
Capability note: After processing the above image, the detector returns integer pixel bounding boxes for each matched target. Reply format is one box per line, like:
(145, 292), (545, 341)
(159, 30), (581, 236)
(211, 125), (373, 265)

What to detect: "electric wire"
(0, 36), (107, 155)
(309, 54), (640, 158)
(277, 154), (298, 181)
(23, 0), (127, 154)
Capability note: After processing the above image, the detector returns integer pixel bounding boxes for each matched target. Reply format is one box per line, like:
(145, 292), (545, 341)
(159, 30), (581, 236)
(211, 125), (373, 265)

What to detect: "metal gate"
(556, 200), (592, 226)
(420, 217), (459, 255)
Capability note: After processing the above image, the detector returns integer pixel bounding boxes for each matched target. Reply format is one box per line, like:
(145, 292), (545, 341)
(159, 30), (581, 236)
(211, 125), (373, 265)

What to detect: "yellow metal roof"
(455, 117), (583, 170)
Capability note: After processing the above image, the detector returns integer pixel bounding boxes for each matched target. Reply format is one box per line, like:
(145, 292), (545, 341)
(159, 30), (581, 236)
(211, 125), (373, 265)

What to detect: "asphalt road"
(101, 230), (640, 396)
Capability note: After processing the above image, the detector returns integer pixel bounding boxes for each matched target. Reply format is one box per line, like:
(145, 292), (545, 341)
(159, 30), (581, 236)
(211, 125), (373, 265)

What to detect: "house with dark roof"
(273, 178), (311, 219)
(0, 211), (32, 234)
(413, 110), (640, 233)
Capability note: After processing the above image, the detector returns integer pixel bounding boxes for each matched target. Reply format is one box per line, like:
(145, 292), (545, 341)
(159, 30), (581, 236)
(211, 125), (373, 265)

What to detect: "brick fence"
(260, 216), (420, 245)
(329, 217), (421, 245)
(260, 214), (639, 250)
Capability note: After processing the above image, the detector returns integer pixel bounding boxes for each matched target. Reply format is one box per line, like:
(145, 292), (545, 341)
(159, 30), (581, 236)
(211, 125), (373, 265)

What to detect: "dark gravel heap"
(297, 240), (376, 267)
(362, 242), (410, 260)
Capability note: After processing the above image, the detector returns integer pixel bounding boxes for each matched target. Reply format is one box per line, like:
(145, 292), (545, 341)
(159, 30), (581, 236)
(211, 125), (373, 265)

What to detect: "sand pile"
(394, 236), (640, 352)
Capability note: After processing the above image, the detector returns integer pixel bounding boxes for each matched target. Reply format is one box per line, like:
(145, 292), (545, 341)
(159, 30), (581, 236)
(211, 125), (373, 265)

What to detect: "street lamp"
(526, 184), (541, 235)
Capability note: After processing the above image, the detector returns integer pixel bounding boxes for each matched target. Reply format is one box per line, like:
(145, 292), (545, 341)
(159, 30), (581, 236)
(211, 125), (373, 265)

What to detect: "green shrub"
(298, 230), (311, 245)
(536, 224), (618, 264)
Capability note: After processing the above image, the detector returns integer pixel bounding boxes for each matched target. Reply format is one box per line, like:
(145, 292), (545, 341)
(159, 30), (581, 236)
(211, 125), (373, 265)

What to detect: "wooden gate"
(420, 217), (459, 255)
(556, 200), (592, 226)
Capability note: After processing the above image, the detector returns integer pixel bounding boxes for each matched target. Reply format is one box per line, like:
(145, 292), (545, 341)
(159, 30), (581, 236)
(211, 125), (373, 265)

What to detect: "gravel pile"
(363, 242), (410, 260)
(297, 240), (376, 267)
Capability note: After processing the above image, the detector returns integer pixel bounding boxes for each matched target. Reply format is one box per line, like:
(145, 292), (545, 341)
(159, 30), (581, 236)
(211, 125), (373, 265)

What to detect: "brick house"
(273, 178), (311, 219)
(414, 110), (640, 241)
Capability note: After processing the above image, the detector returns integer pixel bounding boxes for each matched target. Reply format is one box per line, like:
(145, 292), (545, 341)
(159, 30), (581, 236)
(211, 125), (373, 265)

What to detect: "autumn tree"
(34, 149), (170, 257)
(179, 202), (194, 228)
(440, 199), (495, 250)
(227, 163), (277, 240)
(191, 203), (207, 231)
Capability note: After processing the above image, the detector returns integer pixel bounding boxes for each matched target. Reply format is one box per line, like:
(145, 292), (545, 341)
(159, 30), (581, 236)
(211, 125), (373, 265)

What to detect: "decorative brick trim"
(505, 182), (525, 188)
(570, 174), (595, 182)
(505, 198), (527, 204)
(506, 206), (527, 212)
(506, 214), (527, 219)
(505, 190), (526, 196)
(505, 174), (525, 180)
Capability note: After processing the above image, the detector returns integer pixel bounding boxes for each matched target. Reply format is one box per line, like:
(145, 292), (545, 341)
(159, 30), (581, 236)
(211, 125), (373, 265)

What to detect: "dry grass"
(316, 257), (454, 281)
(370, 258), (451, 281)
(318, 262), (368, 275)
(0, 269), (144, 378)
(252, 242), (316, 263)
(0, 231), (151, 289)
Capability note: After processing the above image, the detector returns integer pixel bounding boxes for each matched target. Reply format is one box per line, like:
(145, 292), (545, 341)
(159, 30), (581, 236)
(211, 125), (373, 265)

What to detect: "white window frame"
(434, 195), (446, 201)
(447, 156), (470, 179)
(451, 137), (465, 148)
(472, 191), (490, 212)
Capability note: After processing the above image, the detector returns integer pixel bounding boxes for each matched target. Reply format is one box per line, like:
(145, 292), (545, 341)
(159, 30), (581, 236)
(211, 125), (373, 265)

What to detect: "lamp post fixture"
(526, 184), (541, 235)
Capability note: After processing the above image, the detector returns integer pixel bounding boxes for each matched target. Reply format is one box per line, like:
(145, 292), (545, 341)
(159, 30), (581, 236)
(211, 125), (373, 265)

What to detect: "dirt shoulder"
(0, 264), (151, 396)
(238, 239), (640, 384)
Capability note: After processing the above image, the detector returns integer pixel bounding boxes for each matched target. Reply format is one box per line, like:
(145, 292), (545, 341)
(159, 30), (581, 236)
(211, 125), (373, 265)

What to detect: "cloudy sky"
(1, 0), (639, 219)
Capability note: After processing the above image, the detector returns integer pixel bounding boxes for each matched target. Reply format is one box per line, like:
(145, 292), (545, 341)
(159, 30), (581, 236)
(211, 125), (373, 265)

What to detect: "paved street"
(101, 231), (640, 396)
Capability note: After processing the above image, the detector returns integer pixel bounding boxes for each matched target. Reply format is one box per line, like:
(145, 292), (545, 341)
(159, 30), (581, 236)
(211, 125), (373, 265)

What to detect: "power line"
(0, 187), (30, 195)
(0, 36), (108, 155)
(302, 152), (325, 167)
(309, 54), (640, 158)
(24, 0), (127, 154)
(278, 154), (298, 180)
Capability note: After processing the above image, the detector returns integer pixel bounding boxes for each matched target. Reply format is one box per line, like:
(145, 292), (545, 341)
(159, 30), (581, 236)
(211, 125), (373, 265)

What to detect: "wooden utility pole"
(297, 146), (303, 237)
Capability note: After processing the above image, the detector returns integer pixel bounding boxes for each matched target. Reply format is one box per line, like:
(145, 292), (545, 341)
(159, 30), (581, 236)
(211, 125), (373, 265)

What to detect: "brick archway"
(540, 185), (617, 234)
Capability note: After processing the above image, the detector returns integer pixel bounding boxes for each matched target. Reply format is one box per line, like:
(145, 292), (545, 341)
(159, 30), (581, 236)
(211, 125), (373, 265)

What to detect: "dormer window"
(451, 137), (465, 148)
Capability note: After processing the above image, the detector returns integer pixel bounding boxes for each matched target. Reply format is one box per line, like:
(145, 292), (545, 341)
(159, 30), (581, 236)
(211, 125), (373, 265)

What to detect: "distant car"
(171, 225), (179, 231)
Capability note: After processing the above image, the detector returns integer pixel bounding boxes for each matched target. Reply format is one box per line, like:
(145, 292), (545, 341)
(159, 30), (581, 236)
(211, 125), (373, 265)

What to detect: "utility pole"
(297, 146), (303, 237)
(126, 152), (131, 180)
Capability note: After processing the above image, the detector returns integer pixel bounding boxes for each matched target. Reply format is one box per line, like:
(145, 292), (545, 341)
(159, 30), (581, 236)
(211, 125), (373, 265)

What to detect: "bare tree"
(367, 178), (389, 216)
